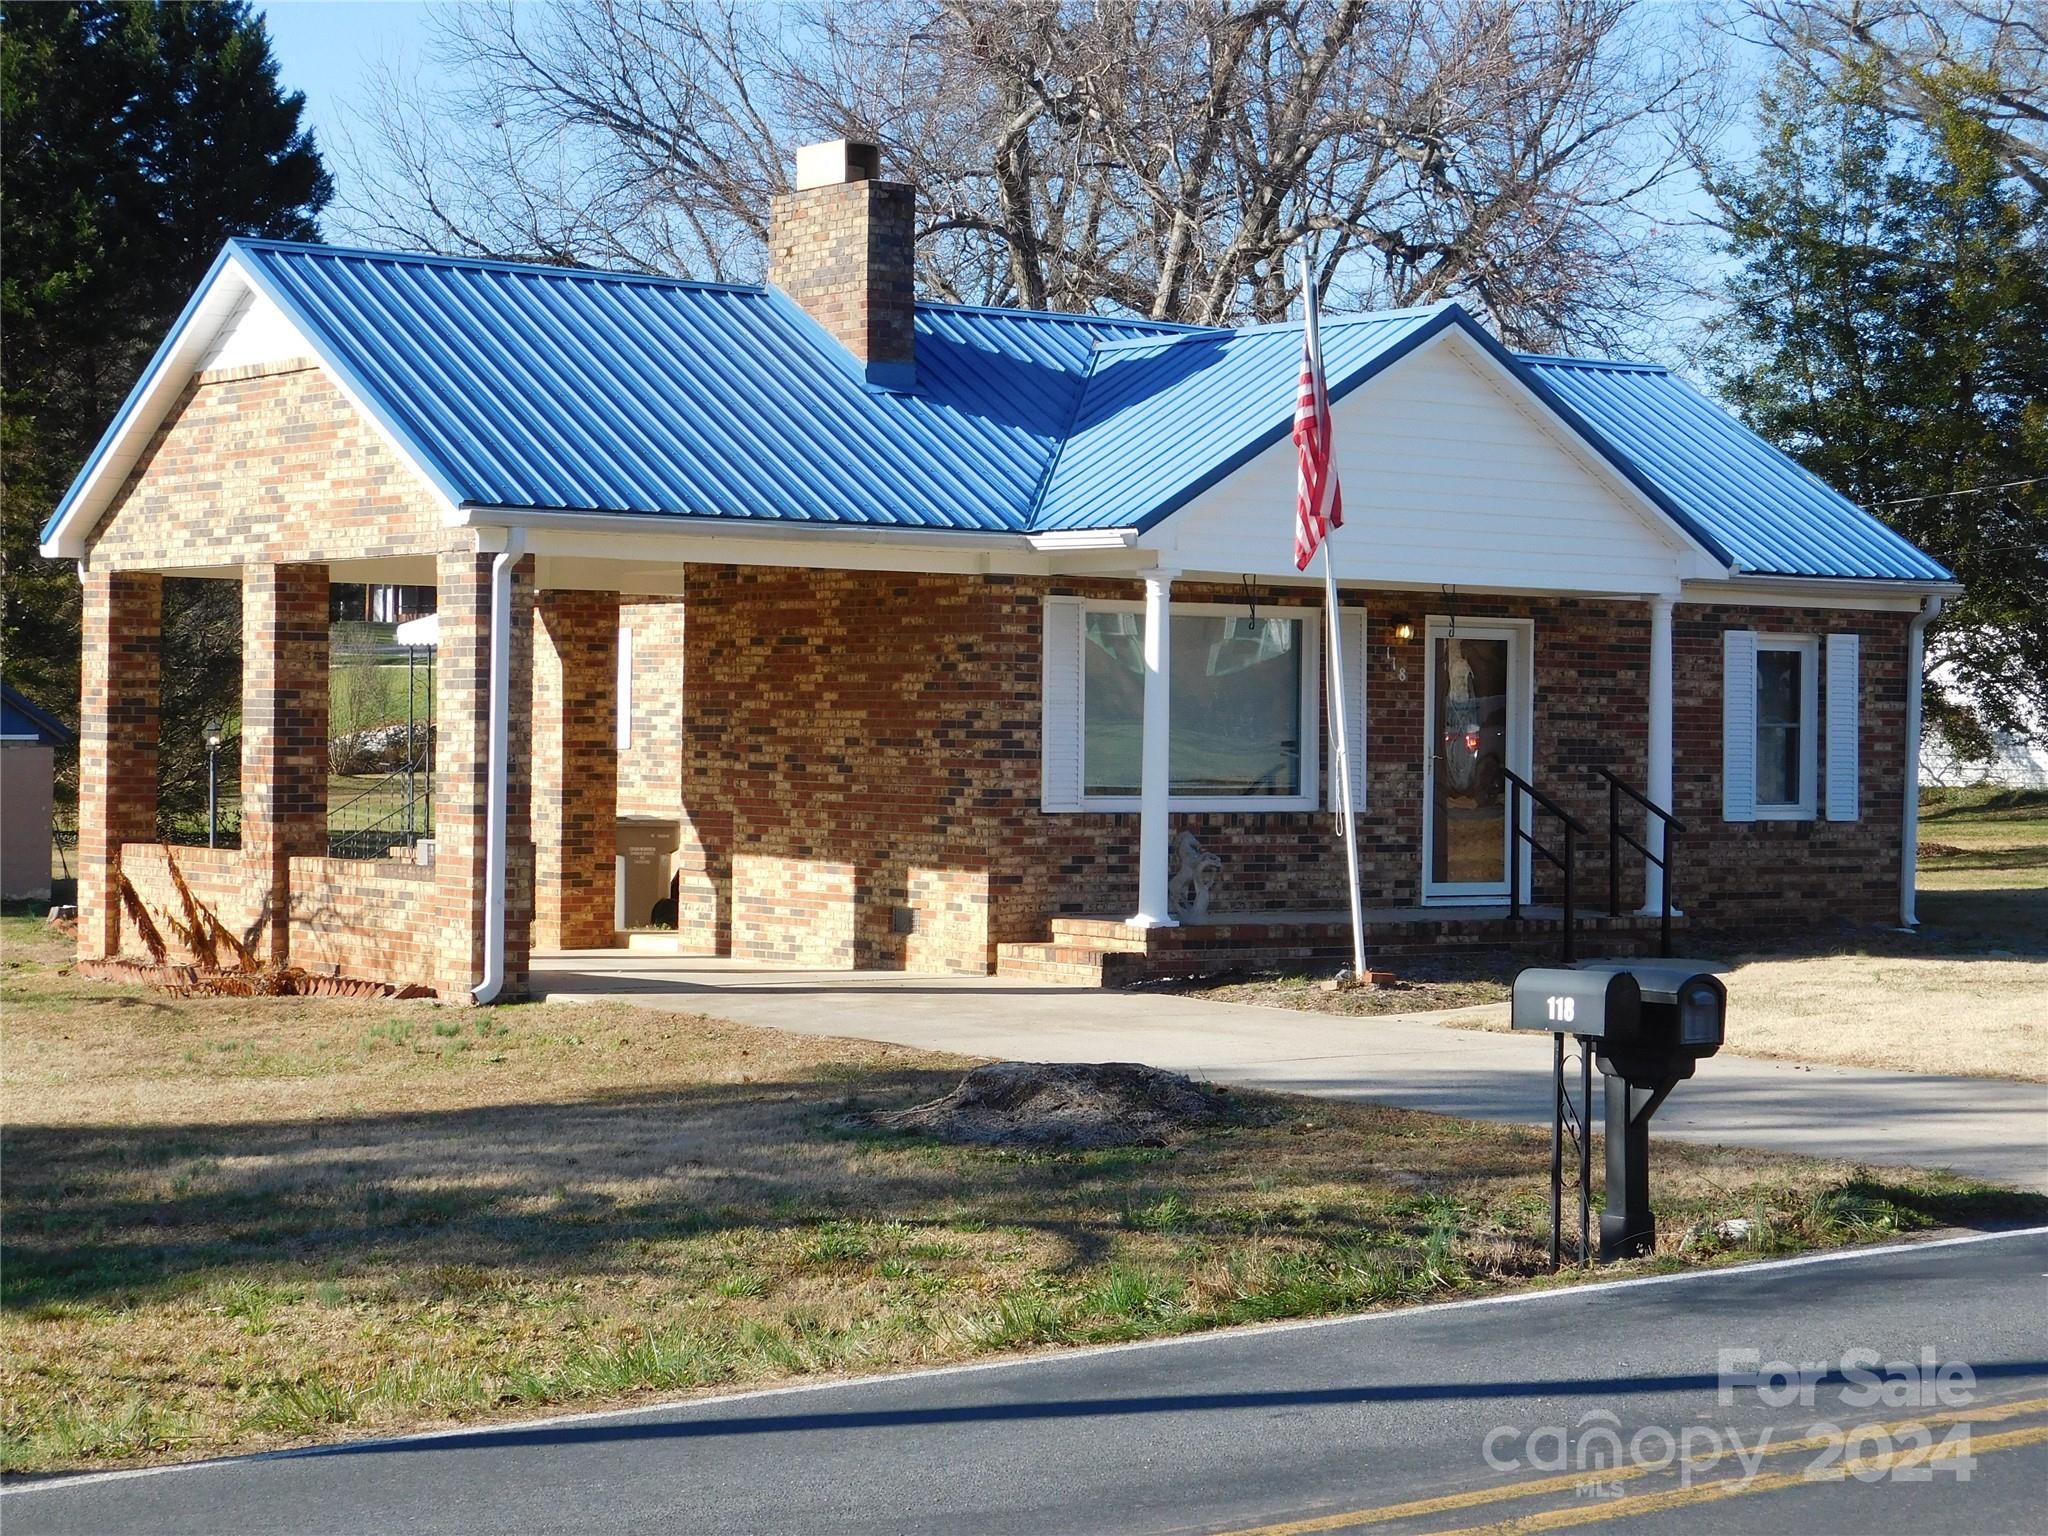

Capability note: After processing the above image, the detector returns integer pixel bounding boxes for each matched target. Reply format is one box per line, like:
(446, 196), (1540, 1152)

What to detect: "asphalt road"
(9, 1229), (2046, 1536)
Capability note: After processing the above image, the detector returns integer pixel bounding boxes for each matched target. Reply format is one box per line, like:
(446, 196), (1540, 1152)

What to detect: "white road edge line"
(9, 1224), (2044, 1497)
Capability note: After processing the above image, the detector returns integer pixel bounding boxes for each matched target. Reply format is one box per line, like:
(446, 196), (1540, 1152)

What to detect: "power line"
(1877, 476), (2045, 509)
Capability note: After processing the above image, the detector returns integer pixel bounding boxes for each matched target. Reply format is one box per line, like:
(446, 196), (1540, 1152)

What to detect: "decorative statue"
(1168, 830), (1223, 920)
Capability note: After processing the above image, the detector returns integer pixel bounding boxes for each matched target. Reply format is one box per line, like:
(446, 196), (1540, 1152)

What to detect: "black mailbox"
(1576, 959), (1729, 1261)
(1575, 961), (1726, 1083)
(1511, 968), (1642, 1042)
(1515, 957), (1732, 1265)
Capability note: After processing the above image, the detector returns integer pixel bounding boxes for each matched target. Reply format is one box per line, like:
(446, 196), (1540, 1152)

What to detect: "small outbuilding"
(1, 680), (74, 904)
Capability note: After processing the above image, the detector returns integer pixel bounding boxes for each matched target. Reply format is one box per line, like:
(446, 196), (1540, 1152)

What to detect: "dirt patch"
(1142, 959), (1514, 1017)
(864, 1061), (1240, 1148)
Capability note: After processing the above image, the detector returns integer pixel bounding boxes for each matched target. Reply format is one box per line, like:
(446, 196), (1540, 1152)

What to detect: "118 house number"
(1546, 995), (1578, 1024)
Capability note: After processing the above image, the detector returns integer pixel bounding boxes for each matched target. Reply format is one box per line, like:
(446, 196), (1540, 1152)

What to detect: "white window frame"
(1753, 633), (1820, 821)
(1420, 616), (1535, 905)
(1071, 598), (1324, 813)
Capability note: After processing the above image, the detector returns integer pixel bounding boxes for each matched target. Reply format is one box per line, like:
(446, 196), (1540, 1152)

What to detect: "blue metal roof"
(1520, 355), (1953, 581)
(1, 681), (73, 744)
(1033, 305), (1449, 533)
(47, 239), (1951, 584)
(235, 240), (1180, 531)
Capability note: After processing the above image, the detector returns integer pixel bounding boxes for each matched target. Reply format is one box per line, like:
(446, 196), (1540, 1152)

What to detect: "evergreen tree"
(1709, 57), (2048, 754)
(1, 0), (330, 806)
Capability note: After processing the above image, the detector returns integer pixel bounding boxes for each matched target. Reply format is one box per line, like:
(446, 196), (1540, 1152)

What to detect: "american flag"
(1292, 266), (1343, 571)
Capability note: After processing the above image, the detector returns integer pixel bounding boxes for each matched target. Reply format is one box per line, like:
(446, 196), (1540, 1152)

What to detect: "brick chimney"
(768, 139), (916, 389)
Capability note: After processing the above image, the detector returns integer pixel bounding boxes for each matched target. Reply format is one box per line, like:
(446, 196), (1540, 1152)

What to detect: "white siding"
(1159, 335), (1697, 593)
(1723, 628), (1758, 822)
(1826, 632), (1861, 821)
(1040, 597), (1086, 811)
(198, 288), (310, 372)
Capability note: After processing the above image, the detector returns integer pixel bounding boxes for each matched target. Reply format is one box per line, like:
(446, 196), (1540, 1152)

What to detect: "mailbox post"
(1513, 960), (1728, 1265)
(1510, 968), (1639, 1268)
(1576, 961), (1727, 1259)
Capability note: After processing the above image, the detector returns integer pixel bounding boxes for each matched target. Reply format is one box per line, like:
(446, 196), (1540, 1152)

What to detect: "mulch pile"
(863, 1060), (1239, 1149)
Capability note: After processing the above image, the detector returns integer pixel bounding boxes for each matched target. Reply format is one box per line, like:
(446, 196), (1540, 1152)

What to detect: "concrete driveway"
(534, 954), (2048, 1191)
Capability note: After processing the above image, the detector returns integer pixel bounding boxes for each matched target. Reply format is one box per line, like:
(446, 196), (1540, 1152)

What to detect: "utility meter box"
(615, 817), (682, 931)
(1511, 967), (1642, 1042)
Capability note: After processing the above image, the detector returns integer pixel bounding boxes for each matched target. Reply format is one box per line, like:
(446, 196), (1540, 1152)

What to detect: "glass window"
(1082, 610), (1305, 800)
(1755, 646), (1805, 808)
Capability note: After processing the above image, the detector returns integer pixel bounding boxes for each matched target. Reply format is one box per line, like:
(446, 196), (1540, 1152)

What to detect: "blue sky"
(262, 0), (442, 177)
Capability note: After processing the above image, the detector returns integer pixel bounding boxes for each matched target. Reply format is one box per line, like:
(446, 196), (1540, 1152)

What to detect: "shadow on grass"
(0, 1070), (1364, 1310)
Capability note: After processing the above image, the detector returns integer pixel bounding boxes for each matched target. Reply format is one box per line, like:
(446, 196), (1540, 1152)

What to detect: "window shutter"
(1040, 597), (1086, 811)
(1723, 628), (1757, 822)
(1826, 632), (1860, 822)
(1327, 608), (1369, 810)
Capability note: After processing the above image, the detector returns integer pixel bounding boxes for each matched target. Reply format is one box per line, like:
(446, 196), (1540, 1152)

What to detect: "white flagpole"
(1323, 540), (1367, 980)
(1299, 254), (1368, 980)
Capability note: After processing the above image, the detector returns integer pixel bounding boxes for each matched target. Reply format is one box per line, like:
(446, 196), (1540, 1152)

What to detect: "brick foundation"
(289, 854), (439, 988)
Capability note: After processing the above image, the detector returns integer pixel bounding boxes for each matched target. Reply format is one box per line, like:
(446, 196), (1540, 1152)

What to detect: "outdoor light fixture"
(203, 717), (225, 848)
(1383, 621), (1414, 681)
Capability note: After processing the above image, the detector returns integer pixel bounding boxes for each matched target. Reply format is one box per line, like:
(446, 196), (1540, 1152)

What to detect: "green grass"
(1917, 786), (2048, 946)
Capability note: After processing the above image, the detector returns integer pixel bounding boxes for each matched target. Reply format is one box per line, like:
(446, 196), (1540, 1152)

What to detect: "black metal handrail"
(327, 759), (432, 860)
(1502, 767), (1591, 963)
(1591, 766), (1686, 958)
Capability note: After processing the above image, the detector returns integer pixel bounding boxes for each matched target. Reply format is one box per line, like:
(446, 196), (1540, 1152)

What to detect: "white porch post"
(1641, 594), (1675, 914)
(1132, 568), (1178, 928)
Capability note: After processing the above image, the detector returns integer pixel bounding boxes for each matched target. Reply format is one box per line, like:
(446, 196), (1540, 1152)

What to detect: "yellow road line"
(1206, 1393), (2048, 1536)
(1426, 1422), (2048, 1536)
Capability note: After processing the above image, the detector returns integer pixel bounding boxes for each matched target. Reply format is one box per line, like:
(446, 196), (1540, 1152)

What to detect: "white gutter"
(460, 505), (1043, 554)
(1899, 593), (1944, 929)
(472, 528), (526, 1004)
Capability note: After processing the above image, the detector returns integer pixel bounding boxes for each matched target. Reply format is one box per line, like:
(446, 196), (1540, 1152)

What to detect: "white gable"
(1153, 330), (1717, 593)
(198, 286), (311, 372)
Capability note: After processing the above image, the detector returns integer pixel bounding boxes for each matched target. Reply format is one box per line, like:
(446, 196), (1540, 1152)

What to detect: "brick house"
(42, 140), (1956, 1000)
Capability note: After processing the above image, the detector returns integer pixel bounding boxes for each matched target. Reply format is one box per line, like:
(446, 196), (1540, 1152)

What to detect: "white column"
(1132, 568), (1178, 928)
(1641, 594), (1675, 915)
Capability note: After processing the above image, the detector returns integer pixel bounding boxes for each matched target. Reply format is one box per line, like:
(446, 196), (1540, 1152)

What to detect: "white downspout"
(1899, 594), (1943, 929)
(472, 528), (526, 1003)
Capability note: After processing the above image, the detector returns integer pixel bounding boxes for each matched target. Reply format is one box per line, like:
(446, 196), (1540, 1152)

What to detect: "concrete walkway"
(534, 953), (2048, 1191)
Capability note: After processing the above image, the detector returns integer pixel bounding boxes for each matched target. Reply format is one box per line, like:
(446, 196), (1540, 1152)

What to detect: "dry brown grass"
(3, 914), (2036, 1477)
(1718, 954), (2047, 1079)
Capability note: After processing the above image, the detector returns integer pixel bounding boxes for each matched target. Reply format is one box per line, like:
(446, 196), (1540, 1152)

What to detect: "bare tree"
(338, 0), (1722, 349)
(1738, 1), (2047, 197)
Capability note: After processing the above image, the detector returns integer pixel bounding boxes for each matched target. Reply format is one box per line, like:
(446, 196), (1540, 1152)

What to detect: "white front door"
(1422, 618), (1533, 904)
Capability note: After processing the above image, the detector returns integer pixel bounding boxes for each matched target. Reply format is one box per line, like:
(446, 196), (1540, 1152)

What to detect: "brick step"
(993, 942), (1110, 986)
(1003, 908), (1686, 988)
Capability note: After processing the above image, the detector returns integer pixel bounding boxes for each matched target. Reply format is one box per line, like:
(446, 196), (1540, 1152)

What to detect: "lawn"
(4, 915), (2034, 1476)
(1711, 787), (2047, 1079)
